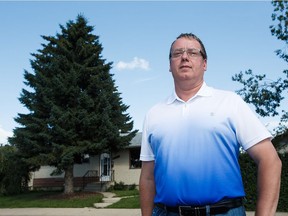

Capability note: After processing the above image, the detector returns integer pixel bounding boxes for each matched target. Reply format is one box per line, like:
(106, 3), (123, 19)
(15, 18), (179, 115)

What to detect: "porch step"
(83, 182), (108, 192)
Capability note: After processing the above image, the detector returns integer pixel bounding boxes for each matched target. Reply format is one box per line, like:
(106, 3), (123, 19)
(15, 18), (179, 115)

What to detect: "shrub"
(239, 152), (288, 212)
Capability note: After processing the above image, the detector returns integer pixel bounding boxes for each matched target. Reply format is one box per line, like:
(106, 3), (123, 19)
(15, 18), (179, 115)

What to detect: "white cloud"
(115, 57), (150, 71)
(0, 126), (13, 145)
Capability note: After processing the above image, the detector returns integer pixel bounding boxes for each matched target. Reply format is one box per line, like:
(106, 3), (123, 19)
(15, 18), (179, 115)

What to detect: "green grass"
(111, 189), (139, 197)
(0, 191), (103, 208)
(107, 189), (140, 208)
(0, 189), (141, 208)
(108, 196), (140, 208)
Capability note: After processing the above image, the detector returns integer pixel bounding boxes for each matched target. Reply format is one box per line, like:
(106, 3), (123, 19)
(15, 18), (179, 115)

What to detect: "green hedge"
(239, 153), (288, 212)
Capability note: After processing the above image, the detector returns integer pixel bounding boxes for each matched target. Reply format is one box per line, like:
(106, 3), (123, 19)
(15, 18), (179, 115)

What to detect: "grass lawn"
(107, 189), (140, 208)
(0, 189), (140, 208)
(108, 196), (140, 208)
(0, 191), (102, 208)
(111, 189), (139, 197)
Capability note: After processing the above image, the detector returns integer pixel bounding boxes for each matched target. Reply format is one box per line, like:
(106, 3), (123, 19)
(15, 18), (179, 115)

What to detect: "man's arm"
(139, 161), (155, 216)
(247, 138), (282, 216)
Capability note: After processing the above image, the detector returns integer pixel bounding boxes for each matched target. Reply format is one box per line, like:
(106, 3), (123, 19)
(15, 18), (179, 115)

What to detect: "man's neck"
(174, 80), (204, 102)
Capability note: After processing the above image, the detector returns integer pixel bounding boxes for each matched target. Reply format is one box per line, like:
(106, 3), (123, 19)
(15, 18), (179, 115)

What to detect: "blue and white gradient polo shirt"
(140, 83), (271, 206)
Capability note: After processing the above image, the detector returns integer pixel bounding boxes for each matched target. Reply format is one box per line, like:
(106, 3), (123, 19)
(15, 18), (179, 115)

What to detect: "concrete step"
(83, 182), (104, 192)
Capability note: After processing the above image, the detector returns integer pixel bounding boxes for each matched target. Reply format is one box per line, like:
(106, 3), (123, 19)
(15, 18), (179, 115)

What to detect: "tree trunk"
(64, 164), (74, 194)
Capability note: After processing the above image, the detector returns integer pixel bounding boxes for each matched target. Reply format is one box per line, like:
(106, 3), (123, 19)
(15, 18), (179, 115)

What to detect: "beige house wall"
(31, 156), (100, 180)
(30, 151), (141, 186)
(113, 150), (141, 185)
(30, 132), (143, 188)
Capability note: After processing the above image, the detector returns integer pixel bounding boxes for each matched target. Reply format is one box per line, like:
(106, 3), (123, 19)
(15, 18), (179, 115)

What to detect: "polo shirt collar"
(166, 82), (213, 104)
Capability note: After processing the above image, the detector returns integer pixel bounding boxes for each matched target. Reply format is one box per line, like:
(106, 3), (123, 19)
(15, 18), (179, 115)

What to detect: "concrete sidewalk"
(0, 209), (287, 216)
(1, 193), (287, 216)
(0, 208), (140, 216)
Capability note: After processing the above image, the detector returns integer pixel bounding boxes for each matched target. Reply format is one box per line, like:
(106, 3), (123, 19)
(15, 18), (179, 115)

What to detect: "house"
(272, 129), (288, 154)
(30, 132), (142, 191)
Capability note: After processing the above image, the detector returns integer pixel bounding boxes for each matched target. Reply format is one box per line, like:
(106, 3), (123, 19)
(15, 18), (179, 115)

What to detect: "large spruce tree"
(9, 15), (137, 194)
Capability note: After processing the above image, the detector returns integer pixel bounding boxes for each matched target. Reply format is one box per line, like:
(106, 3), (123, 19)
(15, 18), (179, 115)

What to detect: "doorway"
(100, 153), (111, 181)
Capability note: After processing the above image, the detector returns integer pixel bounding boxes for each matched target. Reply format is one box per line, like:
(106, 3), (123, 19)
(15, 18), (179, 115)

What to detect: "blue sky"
(0, 1), (287, 144)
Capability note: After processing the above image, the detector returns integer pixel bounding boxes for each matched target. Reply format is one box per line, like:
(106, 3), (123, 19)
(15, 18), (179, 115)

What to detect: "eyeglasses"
(171, 48), (204, 59)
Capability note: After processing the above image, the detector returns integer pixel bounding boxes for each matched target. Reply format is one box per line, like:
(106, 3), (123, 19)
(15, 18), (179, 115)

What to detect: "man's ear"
(203, 59), (207, 71)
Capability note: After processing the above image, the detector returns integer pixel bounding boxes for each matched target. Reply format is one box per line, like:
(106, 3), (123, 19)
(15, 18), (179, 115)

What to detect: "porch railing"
(82, 170), (98, 189)
(100, 170), (114, 188)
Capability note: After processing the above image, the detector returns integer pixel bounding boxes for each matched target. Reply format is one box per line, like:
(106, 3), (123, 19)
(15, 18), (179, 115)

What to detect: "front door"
(100, 153), (111, 181)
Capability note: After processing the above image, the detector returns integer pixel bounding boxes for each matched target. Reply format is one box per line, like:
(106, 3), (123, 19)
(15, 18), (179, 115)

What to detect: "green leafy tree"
(232, 0), (288, 149)
(0, 145), (31, 195)
(9, 15), (137, 194)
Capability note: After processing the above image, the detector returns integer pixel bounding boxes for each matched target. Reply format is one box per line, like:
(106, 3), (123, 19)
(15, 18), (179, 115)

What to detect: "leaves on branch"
(232, 69), (286, 117)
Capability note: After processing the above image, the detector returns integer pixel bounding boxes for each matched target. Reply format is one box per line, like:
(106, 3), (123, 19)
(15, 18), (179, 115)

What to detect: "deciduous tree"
(232, 0), (288, 149)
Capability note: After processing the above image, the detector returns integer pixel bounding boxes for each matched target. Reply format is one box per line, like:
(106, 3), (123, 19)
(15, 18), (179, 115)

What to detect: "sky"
(0, 1), (287, 144)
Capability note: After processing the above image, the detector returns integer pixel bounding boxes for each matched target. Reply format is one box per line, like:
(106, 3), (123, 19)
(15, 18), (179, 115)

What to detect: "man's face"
(169, 37), (207, 85)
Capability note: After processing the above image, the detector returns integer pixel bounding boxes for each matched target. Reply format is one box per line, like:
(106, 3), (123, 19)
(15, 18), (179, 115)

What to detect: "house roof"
(128, 132), (142, 148)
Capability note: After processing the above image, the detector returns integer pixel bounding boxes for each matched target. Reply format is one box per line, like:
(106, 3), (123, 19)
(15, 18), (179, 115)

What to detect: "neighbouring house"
(272, 131), (288, 154)
(30, 132), (142, 191)
(272, 129), (288, 154)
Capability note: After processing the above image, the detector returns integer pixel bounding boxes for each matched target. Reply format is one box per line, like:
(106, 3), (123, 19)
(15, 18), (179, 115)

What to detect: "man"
(139, 33), (281, 216)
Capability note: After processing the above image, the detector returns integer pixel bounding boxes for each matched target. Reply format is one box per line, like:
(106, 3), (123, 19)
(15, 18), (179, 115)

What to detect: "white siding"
(32, 156), (100, 179)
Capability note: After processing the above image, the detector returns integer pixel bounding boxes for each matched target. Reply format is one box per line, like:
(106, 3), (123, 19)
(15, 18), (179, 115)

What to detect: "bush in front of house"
(0, 145), (31, 195)
(109, 181), (137, 191)
(239, 152), (288, 212)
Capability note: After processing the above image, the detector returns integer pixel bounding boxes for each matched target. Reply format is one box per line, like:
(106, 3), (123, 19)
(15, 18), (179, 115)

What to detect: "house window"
(130, 148), (142, 169)
(82, 154), (90, 163)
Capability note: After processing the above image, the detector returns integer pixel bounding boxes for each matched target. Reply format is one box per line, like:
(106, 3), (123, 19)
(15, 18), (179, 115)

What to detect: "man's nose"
(181, 50), (189, 60)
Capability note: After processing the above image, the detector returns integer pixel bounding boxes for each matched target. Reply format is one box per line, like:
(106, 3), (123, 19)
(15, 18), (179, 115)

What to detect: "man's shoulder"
(207, 86), (246, 106)
(210, 86), (241, 98)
